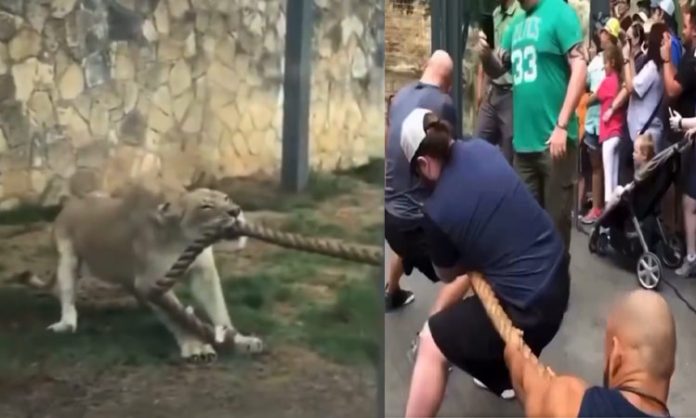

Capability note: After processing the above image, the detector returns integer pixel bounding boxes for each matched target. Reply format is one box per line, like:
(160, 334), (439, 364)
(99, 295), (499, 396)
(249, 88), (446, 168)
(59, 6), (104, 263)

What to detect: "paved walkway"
(385, 229), (696, 417)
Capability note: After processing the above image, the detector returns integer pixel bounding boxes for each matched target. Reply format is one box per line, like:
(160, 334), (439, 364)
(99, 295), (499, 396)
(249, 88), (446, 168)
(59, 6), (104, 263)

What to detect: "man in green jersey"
(478, 0), (588, 253)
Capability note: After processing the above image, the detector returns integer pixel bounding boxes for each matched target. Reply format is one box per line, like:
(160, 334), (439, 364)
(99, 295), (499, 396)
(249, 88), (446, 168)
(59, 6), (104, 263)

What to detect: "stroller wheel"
(636, 252), (662, 290)
(657, 235), (685, 269)
(596, 233), (610, 256)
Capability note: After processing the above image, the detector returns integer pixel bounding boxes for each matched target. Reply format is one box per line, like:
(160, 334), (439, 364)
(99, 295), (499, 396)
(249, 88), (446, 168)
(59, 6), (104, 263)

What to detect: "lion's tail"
(8, 270), (57, 290)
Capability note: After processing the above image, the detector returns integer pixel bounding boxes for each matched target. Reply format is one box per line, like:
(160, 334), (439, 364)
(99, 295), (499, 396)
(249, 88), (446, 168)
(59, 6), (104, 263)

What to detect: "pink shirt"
(596, 72), (625, 142)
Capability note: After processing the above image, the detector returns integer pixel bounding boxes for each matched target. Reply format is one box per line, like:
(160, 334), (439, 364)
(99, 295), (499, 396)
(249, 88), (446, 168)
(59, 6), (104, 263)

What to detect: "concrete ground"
(385, 229), (696, 417)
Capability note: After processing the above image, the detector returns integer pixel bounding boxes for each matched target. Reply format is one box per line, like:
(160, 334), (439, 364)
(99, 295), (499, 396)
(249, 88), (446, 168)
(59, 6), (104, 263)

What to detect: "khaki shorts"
(514, 142), (578, 252)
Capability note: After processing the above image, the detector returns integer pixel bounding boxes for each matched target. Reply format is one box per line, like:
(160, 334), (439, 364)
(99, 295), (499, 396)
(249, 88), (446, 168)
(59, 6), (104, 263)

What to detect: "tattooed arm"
(480, 48), (512, 80)
(557, 43), (588, 128)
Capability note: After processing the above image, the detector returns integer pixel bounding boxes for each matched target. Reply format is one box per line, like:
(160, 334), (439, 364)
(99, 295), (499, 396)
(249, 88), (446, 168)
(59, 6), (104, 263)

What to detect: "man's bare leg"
(677, 195), (696, 276)
(405, 322), (449, 418)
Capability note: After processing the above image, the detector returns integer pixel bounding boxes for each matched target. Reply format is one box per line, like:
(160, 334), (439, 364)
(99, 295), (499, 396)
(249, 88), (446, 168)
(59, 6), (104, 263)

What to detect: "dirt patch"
(0, 347), (376, 418)
(0, 174), (380, 418)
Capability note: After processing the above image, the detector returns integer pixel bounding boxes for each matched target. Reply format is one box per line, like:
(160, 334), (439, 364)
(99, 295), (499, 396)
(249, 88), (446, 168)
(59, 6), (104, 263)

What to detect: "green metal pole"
(430, 0), (468, 138)
(281, 0), (313, 192)
(445, 0), (464, 137)
(431, 0), (444, 50)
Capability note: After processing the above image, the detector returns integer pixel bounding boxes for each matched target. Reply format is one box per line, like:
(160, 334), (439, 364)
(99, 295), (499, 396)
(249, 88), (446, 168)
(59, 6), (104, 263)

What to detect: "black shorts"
(428, 256), (570, 394)
(384, 210), (439, 282)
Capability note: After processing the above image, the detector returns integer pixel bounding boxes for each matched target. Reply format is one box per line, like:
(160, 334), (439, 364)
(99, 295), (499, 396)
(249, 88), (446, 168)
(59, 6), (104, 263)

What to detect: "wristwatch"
(556, 121), (568, 131)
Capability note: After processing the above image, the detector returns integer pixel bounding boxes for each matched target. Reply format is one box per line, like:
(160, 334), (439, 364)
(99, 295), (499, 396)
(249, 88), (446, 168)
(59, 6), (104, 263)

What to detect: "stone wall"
(0, 0), (384, 208)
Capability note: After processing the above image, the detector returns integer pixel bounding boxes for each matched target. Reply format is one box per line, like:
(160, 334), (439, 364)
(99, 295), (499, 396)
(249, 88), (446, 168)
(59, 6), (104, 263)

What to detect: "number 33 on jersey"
(511, 43), (538, 85)
(500, 0), (583, 152)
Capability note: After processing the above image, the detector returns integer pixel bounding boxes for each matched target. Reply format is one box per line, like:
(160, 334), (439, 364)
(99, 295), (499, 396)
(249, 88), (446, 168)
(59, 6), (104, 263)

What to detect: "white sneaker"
(473, 378), (516, 400)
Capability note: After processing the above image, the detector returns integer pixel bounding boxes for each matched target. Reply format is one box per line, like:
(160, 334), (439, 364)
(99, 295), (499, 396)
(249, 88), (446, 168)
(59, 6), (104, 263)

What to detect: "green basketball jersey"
(501, 0), (583, 153)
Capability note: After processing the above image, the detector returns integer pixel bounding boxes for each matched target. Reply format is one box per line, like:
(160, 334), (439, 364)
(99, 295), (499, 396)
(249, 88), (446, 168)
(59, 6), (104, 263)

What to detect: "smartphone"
(480, 13), (495, 49)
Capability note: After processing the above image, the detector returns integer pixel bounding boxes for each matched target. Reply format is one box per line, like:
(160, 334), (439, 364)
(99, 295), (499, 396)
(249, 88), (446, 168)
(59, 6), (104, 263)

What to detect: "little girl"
(591, 44), (625, 205)
(633, 133), (656, 172)
(607, 133), (656, 208)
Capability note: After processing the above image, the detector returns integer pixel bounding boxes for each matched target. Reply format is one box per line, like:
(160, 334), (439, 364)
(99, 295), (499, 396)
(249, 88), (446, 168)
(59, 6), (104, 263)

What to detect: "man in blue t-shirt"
(400, 108), (570, 417)
(384, 50), (458, 311)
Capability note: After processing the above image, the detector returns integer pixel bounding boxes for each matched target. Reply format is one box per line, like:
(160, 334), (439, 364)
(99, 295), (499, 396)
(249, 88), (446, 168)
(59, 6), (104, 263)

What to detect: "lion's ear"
(153, 201), (182, 224)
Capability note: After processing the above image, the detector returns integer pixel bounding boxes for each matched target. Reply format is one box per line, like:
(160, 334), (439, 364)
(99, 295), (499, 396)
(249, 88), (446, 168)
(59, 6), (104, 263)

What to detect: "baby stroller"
(588, 137), (693, 289)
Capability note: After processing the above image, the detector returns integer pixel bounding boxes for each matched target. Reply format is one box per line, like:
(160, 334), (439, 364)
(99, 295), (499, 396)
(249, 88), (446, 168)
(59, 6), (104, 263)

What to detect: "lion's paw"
(181, 340), (217, 364)
(233, 334), (264, 354)
(47, 321), (76, 333)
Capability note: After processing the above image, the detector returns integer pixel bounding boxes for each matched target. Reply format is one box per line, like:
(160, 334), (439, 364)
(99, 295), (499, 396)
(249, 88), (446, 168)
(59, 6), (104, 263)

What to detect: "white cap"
(633, 11), (649, 23)
(658, 0), (675, 16)
(400, 108), (432, 163)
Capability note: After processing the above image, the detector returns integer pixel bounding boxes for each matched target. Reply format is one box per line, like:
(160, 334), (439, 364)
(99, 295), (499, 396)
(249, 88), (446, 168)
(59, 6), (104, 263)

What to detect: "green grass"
(280, 208), (382, 246)
(0, 288), (173, 374)
(298, 277), (380, 365)
(229, 160), (383, 213)
(229, 172), (360, 212)
(337, 157), (384, 187)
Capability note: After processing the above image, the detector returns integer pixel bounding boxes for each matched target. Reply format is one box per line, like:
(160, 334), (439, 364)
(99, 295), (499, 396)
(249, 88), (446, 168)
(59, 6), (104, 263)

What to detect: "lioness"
(28, 185), (262, 361)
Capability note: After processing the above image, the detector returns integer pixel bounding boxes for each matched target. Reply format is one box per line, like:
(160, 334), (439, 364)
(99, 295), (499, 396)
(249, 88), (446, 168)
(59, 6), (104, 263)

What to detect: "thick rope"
(142, 291), (243, 351)
(147, 218), (382, 350)
(470, 272), (556, 378)
(154, 219), (382, 292)
(231, 222), (382, 265)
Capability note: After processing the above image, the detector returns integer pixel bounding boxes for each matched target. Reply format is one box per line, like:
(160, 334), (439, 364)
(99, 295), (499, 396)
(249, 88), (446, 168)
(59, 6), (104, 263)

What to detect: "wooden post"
(281, 0), (314, 192)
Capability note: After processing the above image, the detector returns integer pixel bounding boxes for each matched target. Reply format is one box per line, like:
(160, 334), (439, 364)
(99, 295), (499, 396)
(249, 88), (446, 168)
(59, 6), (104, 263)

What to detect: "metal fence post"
(446, 0), (465, 138)
(430, 0), (467, 138)
(430, 0), (444, 50)
(281, 0), (314, 193)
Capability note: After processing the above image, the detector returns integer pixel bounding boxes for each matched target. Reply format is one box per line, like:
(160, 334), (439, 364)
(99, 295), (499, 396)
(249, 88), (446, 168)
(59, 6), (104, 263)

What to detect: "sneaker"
(473, 378), (516, 400)
(676, 254), (696, 277)
(581, 207), (602, 225)
(385, 287), (415, 311)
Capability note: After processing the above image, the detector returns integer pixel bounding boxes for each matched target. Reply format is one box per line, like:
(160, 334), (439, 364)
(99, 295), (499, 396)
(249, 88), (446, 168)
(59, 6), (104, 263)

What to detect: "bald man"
(504, 290), (675, 417)
(385, 50), (458, 311)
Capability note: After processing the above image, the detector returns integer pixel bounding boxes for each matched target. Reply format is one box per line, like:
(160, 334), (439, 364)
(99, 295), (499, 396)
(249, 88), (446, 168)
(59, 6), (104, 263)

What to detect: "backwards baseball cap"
(632, 11), (649, 23)
(400, 108), (432, 163)
(657, 0), (675, 16)
(602, 17), (622, 39)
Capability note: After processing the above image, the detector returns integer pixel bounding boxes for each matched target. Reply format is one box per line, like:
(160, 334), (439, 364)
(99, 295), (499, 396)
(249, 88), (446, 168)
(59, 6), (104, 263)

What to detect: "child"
(633, 133), (655, 172)
(591, 43), (625, 206)
(607, 133), (656, 208)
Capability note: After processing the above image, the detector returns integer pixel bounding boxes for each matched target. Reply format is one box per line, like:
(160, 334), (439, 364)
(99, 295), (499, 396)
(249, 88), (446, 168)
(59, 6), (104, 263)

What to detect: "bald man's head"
(603, 290), (676, 387)
(420, 50), (454, 93)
